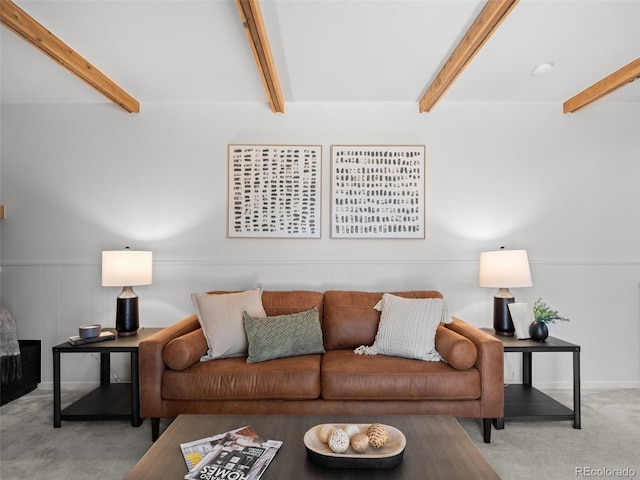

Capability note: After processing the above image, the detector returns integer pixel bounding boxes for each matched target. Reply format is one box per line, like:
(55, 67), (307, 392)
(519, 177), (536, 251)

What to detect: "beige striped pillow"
(354, 293), (448, 361)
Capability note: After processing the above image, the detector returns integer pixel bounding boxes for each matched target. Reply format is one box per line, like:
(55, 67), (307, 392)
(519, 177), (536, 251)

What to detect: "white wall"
(1, 100), (639, 389)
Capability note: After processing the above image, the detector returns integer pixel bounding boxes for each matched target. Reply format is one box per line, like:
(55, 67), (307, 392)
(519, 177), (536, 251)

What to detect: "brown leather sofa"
(139, 290), (504, 442)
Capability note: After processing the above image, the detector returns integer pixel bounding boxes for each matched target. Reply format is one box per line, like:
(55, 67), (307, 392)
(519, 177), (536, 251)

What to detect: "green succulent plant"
(533, 298), (570, 324)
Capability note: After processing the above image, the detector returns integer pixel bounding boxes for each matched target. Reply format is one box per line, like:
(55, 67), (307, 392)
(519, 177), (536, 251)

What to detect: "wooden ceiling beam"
(419, 0), (519, 113)
(0, 0), (139, 113)
(235, 0), (285, 113)
(563, 58), (640, 113)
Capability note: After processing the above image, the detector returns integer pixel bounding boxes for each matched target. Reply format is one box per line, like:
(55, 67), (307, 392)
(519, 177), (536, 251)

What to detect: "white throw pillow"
(354, 293), (450, 361)
(191, 288), (267, 360)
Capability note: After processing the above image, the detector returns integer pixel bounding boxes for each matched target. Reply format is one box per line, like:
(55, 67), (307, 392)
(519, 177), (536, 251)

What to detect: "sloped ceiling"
(1, 0), (639, 111)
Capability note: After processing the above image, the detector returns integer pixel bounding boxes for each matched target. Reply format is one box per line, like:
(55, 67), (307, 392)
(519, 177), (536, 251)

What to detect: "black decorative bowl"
(303, 423), (406, 469)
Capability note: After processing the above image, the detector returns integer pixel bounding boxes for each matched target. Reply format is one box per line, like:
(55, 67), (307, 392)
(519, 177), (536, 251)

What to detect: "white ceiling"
(1, 0), (639, 110)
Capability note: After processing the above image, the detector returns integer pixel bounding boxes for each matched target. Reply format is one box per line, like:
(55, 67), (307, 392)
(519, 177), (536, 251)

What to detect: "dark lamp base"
(493, 296), (515, 336)
(115, 296), (139, 337)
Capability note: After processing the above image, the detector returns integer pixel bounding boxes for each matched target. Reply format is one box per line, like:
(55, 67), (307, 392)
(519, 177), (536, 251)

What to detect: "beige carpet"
(459, 388), (640, 479)
(1, 388), (639, 479)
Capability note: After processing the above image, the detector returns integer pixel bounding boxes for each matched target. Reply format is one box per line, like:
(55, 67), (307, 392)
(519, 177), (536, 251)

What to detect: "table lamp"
(478, 247), (532, 336)
(102, 248), (152, 336)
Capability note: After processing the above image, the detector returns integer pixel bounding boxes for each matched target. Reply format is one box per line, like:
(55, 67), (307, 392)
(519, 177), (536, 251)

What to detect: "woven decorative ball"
(367, 423), (389, 448)
(328, 428), (350, 454)
(350, 433), (369, 453)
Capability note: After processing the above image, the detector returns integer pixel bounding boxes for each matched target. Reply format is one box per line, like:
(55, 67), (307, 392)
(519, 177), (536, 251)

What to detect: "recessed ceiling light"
(532, 62), (554, 76)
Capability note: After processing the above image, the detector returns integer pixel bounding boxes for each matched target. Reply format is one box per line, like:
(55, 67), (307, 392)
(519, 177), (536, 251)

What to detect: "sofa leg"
(151, 418), (160, 442)
(482, 418), (492, 443)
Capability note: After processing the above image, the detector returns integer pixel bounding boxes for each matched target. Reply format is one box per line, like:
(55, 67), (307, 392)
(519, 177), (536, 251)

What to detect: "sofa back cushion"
(260, 290), (325, 319)
(208, 291), (324, 317)
(323, 290), (443, 350)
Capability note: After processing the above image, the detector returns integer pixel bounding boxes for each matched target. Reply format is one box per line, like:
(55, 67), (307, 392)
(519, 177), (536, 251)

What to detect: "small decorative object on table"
(78, 324), (102, 339)
(68, 331), (115, 346)
(529, 298), (570, 342)
(304, 423), (406, 469)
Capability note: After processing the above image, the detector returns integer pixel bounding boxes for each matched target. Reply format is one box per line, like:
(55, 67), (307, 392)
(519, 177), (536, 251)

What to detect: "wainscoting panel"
(1, 259), (639, 389)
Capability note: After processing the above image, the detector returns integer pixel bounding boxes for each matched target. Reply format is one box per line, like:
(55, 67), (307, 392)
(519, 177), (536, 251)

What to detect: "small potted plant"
(530, 298), (570, 341)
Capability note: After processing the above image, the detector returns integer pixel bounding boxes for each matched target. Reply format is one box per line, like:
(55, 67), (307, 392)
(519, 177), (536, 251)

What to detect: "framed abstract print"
(228, 144), (321, 238)
(331, 145), (425, 238)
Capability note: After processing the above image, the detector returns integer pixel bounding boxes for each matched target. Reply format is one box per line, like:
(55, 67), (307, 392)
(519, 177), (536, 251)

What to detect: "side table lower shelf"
(497, 384), (574, 427)
(61, 384), (138, 423)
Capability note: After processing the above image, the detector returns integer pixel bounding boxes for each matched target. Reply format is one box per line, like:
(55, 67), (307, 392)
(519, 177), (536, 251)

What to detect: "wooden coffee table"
(125, 414), (499, 479)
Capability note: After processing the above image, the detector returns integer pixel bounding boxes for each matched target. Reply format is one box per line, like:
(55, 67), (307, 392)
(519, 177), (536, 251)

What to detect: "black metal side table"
(53, 327), (162, 428)
(481, 328), (581, 430)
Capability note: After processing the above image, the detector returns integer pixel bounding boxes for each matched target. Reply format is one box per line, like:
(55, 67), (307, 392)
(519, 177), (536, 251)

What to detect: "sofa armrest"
(139, 315), (201, 418)
(445, 317), (504, 419)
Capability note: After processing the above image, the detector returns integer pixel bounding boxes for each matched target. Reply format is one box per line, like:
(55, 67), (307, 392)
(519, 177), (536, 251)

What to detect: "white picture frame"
(228, 144), (322, 238)
(330, 145), (426, 238)
(508, 302), (534, 340)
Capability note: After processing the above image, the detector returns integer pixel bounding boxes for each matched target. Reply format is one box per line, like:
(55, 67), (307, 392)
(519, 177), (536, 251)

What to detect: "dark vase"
(529, 321), (549, 342)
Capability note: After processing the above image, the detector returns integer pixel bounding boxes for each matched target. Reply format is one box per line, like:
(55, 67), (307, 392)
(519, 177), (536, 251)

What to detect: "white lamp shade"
(478, 249), (532, 288)
(102, 250), (153, 287)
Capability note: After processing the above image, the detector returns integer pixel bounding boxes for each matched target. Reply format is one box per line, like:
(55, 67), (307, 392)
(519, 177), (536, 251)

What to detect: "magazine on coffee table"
(184, 431), (283, 480)
(180, 425), (258, 471)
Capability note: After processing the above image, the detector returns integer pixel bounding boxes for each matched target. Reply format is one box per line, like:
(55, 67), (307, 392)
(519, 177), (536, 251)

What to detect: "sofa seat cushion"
(162, 354), (322, 401)
(321, 349), (480, 401)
